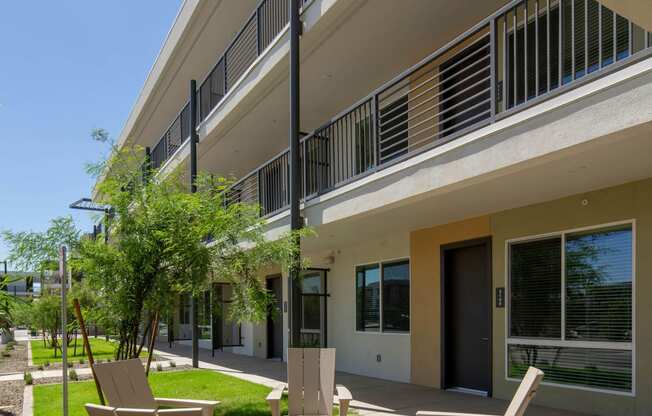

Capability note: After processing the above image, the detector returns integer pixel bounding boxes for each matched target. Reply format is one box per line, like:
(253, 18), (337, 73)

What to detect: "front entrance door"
(442, 238), (492, 395)
(267, 276), (283, 359)
(291, 269), (328, 347)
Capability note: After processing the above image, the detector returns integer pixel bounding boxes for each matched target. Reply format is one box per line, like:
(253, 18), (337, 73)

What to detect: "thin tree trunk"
(145, 312), (159, 376)
(137, 315), (153, 358)
(73, 299), (105, 405)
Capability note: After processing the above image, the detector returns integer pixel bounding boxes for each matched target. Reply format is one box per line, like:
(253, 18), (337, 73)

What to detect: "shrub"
(67, 361), (73, 368)
(69, 369), (78, 381)
(1, 351), (10, 358)
(24, 372), (33, 385)
(169, 361), (176, 368)
(37, 365), (44, 371)
(44, 360), (50, 367)
(79, 358), (85, 365)
(156, 363), (163, 372)
(95, 359), (103, 364)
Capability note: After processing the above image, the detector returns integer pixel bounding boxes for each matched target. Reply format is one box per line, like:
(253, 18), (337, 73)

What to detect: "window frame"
(505, 219), (636, 396)
(354, 257), (411, 335)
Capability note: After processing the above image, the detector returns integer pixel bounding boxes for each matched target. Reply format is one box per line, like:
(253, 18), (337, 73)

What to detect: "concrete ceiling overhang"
(196, 0), (508, 179)
(115, 0), (259, 150)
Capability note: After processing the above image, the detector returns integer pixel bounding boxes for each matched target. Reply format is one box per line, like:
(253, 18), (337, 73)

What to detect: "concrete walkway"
(153, 342), (586, 416)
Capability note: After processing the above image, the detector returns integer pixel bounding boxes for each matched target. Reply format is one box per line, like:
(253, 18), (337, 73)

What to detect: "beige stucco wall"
(410, 216), (492, 387)
(491, 179), (652, 416)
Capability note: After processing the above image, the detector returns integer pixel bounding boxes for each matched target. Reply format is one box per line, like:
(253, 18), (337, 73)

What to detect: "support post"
(288, 0), (302, 348)
(73, 299), (104, 405)
(59, 246), (69, 416)
(189, 79), (200, 368)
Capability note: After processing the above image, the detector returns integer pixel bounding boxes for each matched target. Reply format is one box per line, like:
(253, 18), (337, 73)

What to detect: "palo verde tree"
(80, 145), (309, 360)
(2, 216), (81, 351)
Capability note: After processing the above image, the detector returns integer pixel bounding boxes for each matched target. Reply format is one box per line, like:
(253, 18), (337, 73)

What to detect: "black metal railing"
(226, 0), (652, 217)
(151, 102), (191, 169)
(152, 0), (298, 169)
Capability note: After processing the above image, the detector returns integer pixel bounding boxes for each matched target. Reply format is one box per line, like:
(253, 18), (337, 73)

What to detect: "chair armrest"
(157, 409), (204, 416)
(84, 404), (117, 416)
(155, 398), (219, 416)
(266, 384), (286, 416)
(336, 385), (352, 415)
(113, 408), (156, 416)
(416, 411), (495, 416)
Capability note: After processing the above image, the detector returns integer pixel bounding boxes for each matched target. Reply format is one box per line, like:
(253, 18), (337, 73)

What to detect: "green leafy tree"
(80, 146), (309, 360)
(2, 216), (80, 277)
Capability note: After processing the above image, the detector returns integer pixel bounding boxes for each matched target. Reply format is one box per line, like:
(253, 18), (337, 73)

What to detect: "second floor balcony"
(221, 0), (652, 217)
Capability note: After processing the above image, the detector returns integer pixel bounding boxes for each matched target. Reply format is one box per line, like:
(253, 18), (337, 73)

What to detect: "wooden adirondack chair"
(87, 359), (218, 416)
(266, 348), (352, 416)
(85, 404), (205, 416)
(417, 367), (544, 416)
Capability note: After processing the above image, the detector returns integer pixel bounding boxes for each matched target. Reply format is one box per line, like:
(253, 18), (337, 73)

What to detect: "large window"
(507, 223), (634, 393)
(356, 259), (410, 333)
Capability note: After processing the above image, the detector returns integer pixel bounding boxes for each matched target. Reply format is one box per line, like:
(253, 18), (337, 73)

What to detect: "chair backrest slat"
(287, 348), (336, 416)
(504, 367), (544, 416)
(93, 359), (157, 410)
(303, 348), (320, 415)
(288, 349), (304, 416)
(318, 349), (336, 416)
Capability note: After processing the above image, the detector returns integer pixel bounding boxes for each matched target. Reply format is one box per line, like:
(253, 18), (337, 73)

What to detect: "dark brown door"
(267, 276), (283, 359)
(442, 239), (491, 395)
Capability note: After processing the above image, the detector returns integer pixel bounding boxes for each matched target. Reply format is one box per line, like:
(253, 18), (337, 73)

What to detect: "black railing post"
(288, 0), (301, 349)
(490, 18), (497, 121)
(189, 79), (200, 369)
(256, 4), (262, 55)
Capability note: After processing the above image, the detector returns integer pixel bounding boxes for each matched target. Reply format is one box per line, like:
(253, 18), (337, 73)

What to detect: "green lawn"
(34, 369), (291, 416)
(30, 338), (121, 365)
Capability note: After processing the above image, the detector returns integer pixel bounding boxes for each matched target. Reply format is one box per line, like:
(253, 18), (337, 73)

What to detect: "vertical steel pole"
(60, 246), (68, 416)
(190, 79), (199, 368)
(288, 0), (301, 349)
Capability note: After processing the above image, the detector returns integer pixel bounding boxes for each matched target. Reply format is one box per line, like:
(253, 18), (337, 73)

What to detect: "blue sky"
(0, 1), (181, 266)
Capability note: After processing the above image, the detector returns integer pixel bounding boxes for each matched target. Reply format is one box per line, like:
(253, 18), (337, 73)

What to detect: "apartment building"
(108, 0), (652, 414)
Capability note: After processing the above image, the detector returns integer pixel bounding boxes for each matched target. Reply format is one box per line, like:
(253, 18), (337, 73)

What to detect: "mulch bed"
(0, 341), (28, 374)
(0, 380), (24, 415)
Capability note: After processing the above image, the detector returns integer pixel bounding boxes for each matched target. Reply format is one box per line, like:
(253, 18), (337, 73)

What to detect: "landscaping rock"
(0, 342), (27, 374)
(0, 380), (24, 415)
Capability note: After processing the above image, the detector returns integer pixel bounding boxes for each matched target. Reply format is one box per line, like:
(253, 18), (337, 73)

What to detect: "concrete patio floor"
(154, 342), (588, 416)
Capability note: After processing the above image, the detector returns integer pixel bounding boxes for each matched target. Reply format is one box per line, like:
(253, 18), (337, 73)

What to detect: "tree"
(80, 145), (309, 360)
(2, 216), (80, 277)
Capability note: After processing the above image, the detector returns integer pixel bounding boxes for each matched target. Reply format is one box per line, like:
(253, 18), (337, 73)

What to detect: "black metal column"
(189, 79), (200, 368)
(288, 0), (301, 348)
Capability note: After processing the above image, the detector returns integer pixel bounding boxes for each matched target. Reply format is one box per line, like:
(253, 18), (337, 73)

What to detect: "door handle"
(481, 337), (489, 341)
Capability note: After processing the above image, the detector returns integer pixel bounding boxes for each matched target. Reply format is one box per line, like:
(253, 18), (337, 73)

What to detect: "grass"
(30, 338), (123, 365)
(33, 369), (292, 416)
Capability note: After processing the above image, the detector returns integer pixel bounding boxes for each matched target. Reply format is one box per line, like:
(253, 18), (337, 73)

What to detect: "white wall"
(322, 231), (411, 383)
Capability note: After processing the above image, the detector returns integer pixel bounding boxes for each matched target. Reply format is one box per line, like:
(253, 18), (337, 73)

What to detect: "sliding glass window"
(507, 223), (633, 393)
(356, 259), (410, 333)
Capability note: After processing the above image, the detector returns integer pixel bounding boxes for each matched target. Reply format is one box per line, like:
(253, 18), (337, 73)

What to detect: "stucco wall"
(491, 179), (652, 416)
(409, 216), (492, 387)
(326, 231), (412, 382)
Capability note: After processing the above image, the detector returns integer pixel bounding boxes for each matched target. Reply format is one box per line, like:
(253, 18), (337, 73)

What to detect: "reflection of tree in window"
(356, 264), (380, 331)
(382, 260), (410, 332)
(565, 226), (632, 342)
